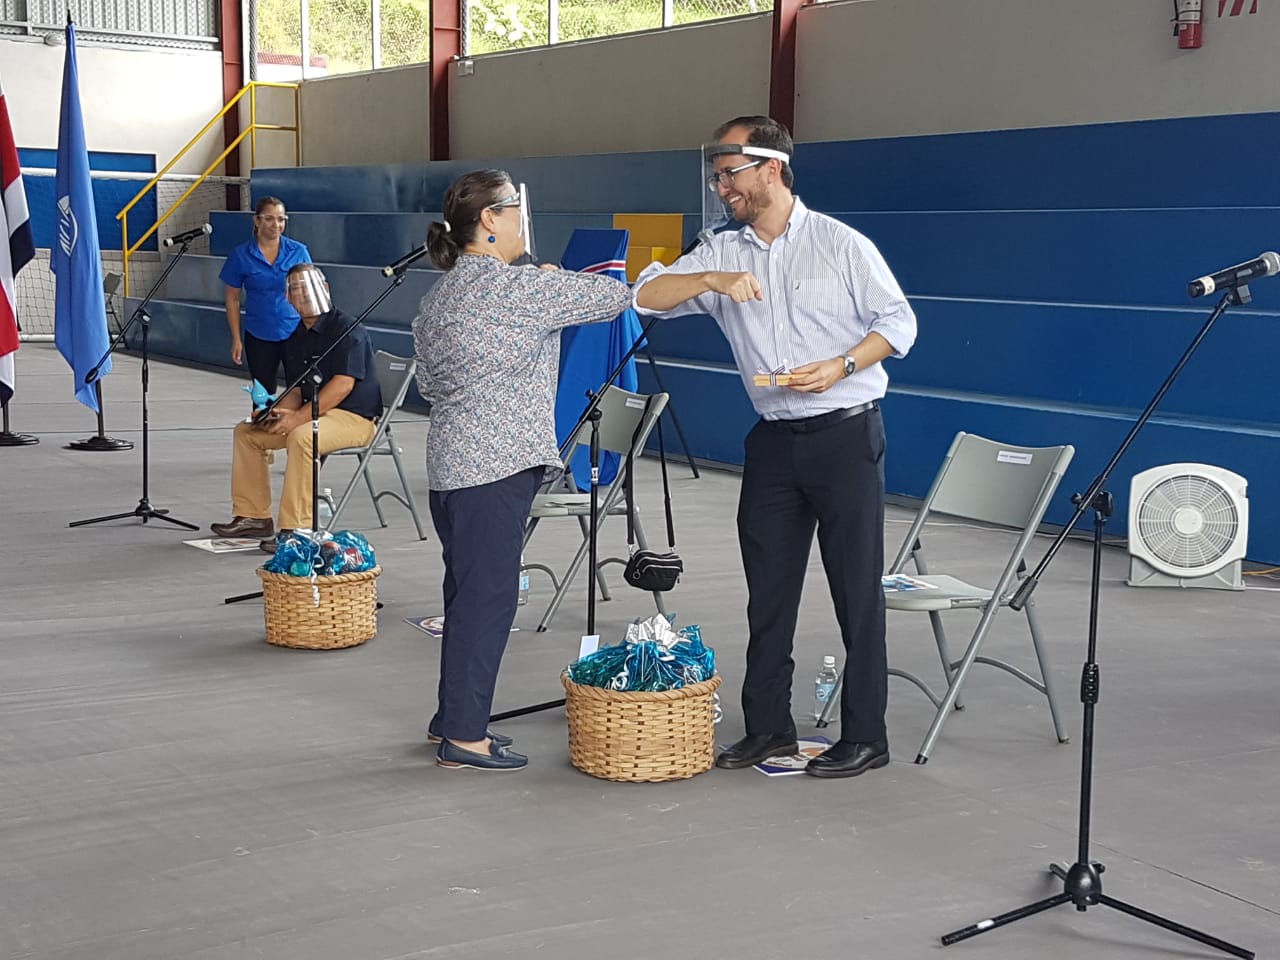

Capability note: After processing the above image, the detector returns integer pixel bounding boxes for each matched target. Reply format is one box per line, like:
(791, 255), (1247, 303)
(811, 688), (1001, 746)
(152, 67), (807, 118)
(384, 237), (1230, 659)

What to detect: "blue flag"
(556, 229), (644, 489)
(52, 22), (109, 411)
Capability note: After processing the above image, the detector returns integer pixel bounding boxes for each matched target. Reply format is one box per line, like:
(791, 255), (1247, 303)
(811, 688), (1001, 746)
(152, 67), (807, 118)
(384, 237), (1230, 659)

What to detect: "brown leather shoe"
(259, 529), (294, 554)
(211, 516), (274, 538)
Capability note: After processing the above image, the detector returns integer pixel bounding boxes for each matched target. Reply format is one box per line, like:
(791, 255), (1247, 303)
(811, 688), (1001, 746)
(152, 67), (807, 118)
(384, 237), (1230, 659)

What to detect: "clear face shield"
(286, 267), (332, 318)
(490, 182), (536, 263)
(700, 143), (792, 237)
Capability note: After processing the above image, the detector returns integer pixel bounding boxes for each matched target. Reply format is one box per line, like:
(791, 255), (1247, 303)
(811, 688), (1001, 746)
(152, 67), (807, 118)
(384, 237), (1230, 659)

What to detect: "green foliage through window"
(254, 0), (764, 73)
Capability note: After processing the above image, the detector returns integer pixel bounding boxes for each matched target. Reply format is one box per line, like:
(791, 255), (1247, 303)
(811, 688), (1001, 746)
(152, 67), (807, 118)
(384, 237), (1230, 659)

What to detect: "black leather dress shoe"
(804, 739), (890, 779)
(211, 516), (274, 539)
(715, 733), (800, 770)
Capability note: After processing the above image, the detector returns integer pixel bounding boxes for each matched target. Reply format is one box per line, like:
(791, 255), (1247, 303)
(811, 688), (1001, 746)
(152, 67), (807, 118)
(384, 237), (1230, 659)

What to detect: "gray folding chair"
(321, 351), (428, 540)
(818, 432), (1075, 763)
(522, 386), (670, 632)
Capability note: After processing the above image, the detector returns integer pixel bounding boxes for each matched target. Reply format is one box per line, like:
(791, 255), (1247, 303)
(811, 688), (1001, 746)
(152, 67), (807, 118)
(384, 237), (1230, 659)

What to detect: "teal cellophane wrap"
(262, 529), (377, 577)
(568, 614), (715, 692)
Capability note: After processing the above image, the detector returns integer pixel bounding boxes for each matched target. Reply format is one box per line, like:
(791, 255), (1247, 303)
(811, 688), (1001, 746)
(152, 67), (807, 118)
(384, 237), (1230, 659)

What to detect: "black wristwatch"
(842, 353), (857, 378)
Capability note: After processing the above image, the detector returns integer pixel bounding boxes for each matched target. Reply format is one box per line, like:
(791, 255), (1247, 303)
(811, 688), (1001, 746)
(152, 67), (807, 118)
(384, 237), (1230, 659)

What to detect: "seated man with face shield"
(211, 263), (383, 551)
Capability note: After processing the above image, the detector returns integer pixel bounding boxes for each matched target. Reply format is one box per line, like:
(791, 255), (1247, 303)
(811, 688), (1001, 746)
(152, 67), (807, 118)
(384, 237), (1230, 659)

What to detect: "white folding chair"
(322, 351), (428, 540)
(523, 386), (670, 632)
(819, 432), (1075, 763)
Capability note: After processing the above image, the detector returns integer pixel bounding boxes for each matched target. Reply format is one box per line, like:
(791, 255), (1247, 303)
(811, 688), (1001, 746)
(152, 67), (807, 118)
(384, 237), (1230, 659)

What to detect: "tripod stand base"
(70, 498), (200, 530)
(68, 435), (134, 451)
(941, 860), (1254, 958)
(0, 431), (39, 446)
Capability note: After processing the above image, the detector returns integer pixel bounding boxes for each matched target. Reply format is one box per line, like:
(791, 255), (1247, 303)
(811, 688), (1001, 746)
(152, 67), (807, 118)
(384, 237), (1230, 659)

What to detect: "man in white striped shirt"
(634, 116), (917, 779)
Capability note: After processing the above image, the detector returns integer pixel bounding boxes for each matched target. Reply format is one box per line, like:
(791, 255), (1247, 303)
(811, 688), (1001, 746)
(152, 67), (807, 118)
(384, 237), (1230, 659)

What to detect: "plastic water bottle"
(317, 487), (333, 530)
(517, 555), (530, 606)
(814, 655), (839, 721)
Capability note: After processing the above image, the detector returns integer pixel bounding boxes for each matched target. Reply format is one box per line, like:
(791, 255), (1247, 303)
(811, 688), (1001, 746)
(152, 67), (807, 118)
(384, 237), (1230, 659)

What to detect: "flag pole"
(0, 399), (38, 445)
(68, 381), (132, 450)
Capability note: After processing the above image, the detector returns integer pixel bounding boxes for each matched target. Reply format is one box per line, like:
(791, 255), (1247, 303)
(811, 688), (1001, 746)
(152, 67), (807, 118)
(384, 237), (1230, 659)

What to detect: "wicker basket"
(256, 566), (381, 650)
(561, 672), (721, 782)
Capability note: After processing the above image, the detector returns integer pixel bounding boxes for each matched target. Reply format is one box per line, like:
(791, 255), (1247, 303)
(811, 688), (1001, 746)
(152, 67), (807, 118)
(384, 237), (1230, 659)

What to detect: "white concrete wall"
(794, 0), (1280, 142)
(10, 2), (1274, 177)
(450, 15), (772, 159)
(2, 35), (226, 173)
(299, 64), (430, 165)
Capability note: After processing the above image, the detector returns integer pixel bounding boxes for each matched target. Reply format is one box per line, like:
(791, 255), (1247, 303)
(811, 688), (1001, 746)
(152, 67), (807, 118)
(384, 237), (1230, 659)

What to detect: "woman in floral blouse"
(412, 169), (633, 772)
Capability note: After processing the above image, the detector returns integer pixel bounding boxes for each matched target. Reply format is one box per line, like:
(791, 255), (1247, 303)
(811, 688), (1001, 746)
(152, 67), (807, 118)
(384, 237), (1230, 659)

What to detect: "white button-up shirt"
(633, 198), (917, 420)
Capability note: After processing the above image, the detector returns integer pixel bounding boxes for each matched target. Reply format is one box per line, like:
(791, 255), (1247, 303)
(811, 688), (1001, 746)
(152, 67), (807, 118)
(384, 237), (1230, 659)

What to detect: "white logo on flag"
(57, 195), (78, 256)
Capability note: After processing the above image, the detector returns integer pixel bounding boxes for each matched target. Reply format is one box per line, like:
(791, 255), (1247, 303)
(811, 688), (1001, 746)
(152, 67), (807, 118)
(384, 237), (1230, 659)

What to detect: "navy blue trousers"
(428, 467), (544, 742)
(736, 407), (888, 743)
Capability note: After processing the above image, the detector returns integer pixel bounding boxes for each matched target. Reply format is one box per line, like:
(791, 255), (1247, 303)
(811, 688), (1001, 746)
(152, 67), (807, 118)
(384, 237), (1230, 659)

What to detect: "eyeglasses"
(706, 159), (765, 193)
(256, 214), (289, 224)
(488, 193), (521, 211)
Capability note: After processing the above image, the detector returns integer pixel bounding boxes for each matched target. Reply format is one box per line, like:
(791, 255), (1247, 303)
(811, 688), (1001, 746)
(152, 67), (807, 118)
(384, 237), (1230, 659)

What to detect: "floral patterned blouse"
(412, 254), (633, 491)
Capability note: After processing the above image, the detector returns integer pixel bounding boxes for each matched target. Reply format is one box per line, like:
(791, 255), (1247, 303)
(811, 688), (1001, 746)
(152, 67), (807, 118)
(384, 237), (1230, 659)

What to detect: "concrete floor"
(2, 343), (1277, 960)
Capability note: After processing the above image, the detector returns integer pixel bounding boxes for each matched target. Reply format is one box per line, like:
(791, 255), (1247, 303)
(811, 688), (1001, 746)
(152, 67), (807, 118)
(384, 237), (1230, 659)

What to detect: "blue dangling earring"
(487, 234), (496, 243)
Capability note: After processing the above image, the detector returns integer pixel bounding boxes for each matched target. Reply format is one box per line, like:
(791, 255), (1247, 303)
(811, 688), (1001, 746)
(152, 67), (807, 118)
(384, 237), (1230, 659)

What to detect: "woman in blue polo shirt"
(219, 196), (312, 392)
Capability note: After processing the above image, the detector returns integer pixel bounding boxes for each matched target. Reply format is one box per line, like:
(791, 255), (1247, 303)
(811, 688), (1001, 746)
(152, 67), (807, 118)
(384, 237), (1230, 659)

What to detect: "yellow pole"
(121, 210), (130, 298)
(250, 85), (258, 169)
(294, 83), (302, 166)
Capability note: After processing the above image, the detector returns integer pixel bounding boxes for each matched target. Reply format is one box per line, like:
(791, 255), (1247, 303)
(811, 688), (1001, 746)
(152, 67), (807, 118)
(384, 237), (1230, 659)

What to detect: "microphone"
(1187, 251), (1280, 298)
(382, 243), (430, 277)
(163, 223), (212, 247)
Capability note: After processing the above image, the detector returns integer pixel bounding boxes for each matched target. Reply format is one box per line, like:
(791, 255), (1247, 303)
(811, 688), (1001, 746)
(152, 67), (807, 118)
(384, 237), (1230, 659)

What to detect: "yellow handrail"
(118, 81), (301, 297)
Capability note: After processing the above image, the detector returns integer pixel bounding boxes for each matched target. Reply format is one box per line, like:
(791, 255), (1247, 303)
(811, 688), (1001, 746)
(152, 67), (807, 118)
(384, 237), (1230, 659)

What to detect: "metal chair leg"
(915, 603), (1002, 763)
(388, 430), (428, 539)
(1025, 599), (1070, 743)
(927, 609), (965, 711)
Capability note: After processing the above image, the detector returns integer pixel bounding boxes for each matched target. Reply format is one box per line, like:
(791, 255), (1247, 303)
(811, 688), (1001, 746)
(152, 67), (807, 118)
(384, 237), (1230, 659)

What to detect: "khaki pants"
(231, 409), (377, 530)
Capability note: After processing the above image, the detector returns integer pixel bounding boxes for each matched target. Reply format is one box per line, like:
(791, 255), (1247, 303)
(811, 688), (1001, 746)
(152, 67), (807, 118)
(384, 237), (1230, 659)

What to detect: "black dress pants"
(428, 467), (544, 742)
(243, 330), (292, 394)
(736, 405), (888, 743)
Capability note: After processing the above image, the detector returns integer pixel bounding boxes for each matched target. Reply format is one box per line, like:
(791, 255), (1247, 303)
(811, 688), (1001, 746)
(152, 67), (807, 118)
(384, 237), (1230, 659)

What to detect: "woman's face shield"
(489, 182), (536, 262)
(286, 268), (332, 318)
(700, 143), (791, 235)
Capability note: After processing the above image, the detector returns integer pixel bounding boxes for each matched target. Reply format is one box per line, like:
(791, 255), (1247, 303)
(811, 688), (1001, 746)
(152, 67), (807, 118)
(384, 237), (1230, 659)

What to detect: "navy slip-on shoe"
(436, 738), (528, 771)
(426, 722), (513, 748)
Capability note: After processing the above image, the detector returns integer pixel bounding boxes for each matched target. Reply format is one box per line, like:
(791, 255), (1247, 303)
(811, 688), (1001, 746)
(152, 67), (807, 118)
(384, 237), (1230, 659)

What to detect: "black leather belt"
(768, 400), (878, 434)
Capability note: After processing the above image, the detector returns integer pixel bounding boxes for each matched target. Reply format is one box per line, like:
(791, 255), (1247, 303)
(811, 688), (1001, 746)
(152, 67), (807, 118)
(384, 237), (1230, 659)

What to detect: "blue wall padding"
(139, 111), (1280, 560)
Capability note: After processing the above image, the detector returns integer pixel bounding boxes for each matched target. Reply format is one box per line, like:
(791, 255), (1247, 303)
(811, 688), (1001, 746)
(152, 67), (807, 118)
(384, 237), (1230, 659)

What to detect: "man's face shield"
(287, 268), (332, 318)
(700, 142), (791, 234)
(489, 182), (536, 261)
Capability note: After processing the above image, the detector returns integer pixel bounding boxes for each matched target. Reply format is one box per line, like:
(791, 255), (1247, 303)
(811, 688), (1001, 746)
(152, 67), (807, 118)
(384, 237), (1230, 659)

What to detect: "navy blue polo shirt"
(219, 235), (312, 341)
(283, 310), (383, 420)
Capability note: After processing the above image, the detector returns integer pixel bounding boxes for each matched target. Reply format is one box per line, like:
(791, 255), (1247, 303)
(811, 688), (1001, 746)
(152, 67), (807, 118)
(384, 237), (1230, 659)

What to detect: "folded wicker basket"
(561, 672), (721, 782)
(256, 566), (381, 650)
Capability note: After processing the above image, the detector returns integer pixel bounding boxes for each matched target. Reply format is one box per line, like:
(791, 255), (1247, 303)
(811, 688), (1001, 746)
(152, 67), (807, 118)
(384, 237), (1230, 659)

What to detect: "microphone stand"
(70, 237), (200, 530)
(939, 285), (1255, 959)
(489, 316), (661, 724)
(223, 267), (412, 605)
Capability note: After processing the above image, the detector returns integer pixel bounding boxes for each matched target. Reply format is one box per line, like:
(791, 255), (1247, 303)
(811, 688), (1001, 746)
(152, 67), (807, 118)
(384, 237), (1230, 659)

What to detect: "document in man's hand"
(881, 574), (937, 591)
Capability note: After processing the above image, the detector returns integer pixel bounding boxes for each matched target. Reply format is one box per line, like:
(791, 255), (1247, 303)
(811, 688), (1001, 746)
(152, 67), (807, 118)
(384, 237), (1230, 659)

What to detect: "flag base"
(68, 435), (133, 451)
(0, 431), (39, 446)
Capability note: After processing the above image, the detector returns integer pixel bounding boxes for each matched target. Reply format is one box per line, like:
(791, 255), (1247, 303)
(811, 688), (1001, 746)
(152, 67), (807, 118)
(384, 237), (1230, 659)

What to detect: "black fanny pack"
(624, 403), (682, 593)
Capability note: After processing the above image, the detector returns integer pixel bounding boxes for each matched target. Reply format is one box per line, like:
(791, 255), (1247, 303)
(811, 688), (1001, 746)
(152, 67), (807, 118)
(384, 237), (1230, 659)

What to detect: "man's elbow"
(634, 283), (661, 312)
